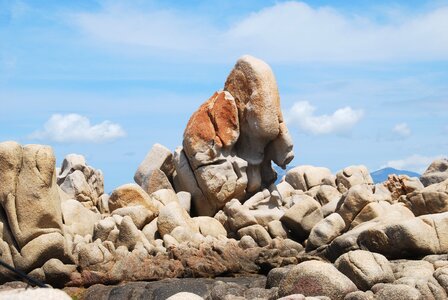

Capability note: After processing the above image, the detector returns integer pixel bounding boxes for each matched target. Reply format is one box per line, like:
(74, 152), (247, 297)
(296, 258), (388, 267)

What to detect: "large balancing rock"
(0, 141), (72, 272)
(180, 56), (294, 216)
(225, 55), (294, 192)
(182, 91), (248, 216)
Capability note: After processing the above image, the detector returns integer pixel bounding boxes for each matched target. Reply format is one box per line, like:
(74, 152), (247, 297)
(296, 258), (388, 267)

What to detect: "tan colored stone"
(150, 188), (178, 207)
(336, 165), (373, 192)
(157, 202), (199, 237)
(57, 154), (104, 206)
(193, 216), (227, 238)
(400, 179), (448, 216)
(383, 175), (423, 201)
(267, 220), (289, 239)
(336, 184), (375, 230)
(278, 260), (357, 299)
(93, 217), (117, 242)
(223, 199), (258, 232)
(335, 250), (394, 291)
(111, 205), (155, 230)
(315, 185), (342, 206)
(420, 158), (448, 187)
(0, 288), (72, 299)
(141, 217), (160, 242)
(285, 165), (333, 191)
(62, 199), (101, 237)
(350, 201), (392, 229)
(281, 195), (323, 241)
(249, 207), (284, 227)
(372, 283), (421, 300)
(0, 142), (72, 272)
(194, 159), (247, 212)
(357, 217), (441, 258)
(108, 183), (158, 212)
(276, 181), (295, 201)
(141, 168), (174, 195)
(116, 216), (146, 251)
(306, 213), (345, 251)
(326, 203), (415, 261)
(224, 55), (293, 168)
(177, 191), (191, 213)
(237, 224), (272, 247)
(134, 143), (174, 191)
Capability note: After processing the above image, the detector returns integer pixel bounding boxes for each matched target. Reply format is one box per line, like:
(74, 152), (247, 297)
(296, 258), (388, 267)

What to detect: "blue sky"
(1, 0), (447, 192)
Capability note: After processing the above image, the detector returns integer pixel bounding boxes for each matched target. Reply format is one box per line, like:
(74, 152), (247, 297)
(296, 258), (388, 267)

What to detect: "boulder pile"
(0, 56), (448, 300)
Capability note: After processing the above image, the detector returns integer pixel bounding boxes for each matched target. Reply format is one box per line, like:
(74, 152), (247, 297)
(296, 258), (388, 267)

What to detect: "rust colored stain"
(211, 91), (239, 147)
(184, 91), (239, 152)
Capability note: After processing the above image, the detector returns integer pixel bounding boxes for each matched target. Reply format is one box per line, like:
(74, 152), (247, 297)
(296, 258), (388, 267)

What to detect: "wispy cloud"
(72, 3), (219, 57)
(29, 114), (126, 143)
(382, 154), (445, 173)
(392, 122), (411, 138)
(70, 1), (448, 63)
(285, 101), (363, 135)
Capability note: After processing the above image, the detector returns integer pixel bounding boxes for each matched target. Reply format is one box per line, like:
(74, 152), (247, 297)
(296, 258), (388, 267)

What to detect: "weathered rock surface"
(357, 216), (445, 258)
(420, 158), (448, 187)
(306, 213), (345, 251)
(0, 141), (72, 272)
(108, 183), (158, 213)
(383, 174), (423, 201)
(179, 55), (294, 216)
(285, 166), (333, 191)
(281, 195), (322, 241)
(58, 154), (104, 207)
(400, 179), (448, 216)
(277, 260), (357, 299)
(336, 165), (373, 193)
(157, 202), (199, 237)
(2, 57), (448, 299)
(335, 250), (394, 291)
(134, 143), (175, 195)
(62, 199), (101, 237)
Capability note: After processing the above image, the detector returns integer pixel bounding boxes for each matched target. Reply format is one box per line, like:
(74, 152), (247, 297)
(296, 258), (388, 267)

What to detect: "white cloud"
(70, 1), (448, 62)
(382, 154), (445, 173)
(30, 114), (126, 143)
(285, 101), (363, 135)
(72, 3), (218, 55)
(392, 122), (411, 137)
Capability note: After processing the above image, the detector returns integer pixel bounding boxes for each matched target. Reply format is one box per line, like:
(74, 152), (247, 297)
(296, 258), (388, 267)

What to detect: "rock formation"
(1, 56), (448, 300)
(0, 142), (73, 275)
(177, 55), (294, 216)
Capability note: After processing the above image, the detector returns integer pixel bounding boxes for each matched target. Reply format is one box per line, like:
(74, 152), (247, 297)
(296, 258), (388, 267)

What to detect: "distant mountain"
(370, 167), (420, 184)
(274, 165), (420, 185)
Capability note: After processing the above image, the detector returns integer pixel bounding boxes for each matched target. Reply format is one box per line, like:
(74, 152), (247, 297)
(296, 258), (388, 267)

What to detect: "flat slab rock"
(63, 276), (268, 300)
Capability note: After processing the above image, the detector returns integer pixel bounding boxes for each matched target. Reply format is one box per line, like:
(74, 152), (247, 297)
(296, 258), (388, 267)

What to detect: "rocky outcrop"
(58, 154), (104, 208)
(2, 57), (448, 300)
(178, 55), (294, 216)
(0, 141), (72, 273)
(400, 179), (448, 216)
